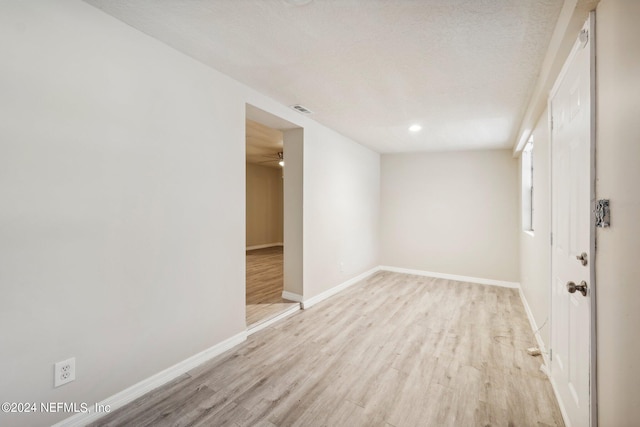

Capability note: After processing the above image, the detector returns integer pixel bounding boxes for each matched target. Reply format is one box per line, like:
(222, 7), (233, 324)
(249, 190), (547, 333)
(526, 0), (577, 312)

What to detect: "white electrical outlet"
(54, 357), (76, 387)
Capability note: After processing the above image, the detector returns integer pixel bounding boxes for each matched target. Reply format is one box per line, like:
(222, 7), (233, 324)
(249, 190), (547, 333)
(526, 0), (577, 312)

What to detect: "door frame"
(547, 11), (597, 427)
(244, 103), (305, 329)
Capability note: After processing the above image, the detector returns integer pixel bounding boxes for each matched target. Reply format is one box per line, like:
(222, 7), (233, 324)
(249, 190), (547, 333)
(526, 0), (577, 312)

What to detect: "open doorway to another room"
(245, 111), (299, 328)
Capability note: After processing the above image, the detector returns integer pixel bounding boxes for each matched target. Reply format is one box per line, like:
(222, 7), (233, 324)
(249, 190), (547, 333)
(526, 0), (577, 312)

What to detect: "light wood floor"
(246, 246), (298, 327)
(90, 271), (564, 427)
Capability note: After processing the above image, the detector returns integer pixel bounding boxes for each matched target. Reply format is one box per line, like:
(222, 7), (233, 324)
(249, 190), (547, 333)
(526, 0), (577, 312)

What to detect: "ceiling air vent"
(290, 104), (313, 114)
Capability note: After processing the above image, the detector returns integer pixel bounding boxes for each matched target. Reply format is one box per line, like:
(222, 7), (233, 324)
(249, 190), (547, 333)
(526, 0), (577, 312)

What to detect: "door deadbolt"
(576, 252), (588, 266)
(566, 281), (588, 297)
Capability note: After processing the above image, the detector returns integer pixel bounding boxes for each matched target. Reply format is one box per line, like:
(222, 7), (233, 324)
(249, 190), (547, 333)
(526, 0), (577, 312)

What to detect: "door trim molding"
(587, 11), (598, 427)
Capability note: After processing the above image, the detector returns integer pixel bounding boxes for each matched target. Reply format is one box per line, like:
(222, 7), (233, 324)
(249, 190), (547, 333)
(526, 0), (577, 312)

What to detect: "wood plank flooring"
(90, 271), (564, 427)
(245, 246), (298, 327)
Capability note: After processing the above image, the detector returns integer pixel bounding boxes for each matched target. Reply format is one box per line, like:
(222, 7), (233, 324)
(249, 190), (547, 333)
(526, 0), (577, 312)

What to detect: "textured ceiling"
(84, 0), (563, 153)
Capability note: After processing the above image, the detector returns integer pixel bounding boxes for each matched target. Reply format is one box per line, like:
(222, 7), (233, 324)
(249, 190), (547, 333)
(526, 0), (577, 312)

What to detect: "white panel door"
(549, 17), (594, 427)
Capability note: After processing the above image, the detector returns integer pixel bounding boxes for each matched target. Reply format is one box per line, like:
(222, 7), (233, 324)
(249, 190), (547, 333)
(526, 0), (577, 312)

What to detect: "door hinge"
(550, 232), (553, 246)
(549, 348), (553, 361)
(550, 116), (553, 131)
(595, 199), (610, 228)
(579, 29), (589, 48)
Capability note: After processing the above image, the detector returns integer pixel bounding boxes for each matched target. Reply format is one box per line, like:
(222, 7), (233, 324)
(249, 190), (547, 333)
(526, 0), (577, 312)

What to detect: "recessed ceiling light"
(409, 124), (422, 132)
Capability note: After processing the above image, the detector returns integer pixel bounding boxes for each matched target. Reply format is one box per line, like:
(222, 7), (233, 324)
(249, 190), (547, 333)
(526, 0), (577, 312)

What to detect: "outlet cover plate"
(54, 357), (76, 387)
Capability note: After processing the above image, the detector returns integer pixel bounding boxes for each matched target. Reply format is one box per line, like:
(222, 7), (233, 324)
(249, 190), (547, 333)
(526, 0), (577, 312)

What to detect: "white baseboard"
(248, 304), (301, 335)
(546, 364), (572, 427)
(518, 287), (550, 367)
(246, 242), (283, 251)
(301, 267), (380, 309)
(518, 291), (569, 426)
(282, 291), (303, 302)
(53, 331), (248, 427)
(379, 266), (520, 289)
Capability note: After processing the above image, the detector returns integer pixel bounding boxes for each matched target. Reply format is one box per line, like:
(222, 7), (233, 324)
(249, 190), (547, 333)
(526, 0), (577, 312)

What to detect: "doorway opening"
(245, 104), (302, 329)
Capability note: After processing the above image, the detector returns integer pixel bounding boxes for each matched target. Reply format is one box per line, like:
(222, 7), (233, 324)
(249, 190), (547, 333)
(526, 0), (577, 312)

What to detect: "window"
(522, 139), (534, 232)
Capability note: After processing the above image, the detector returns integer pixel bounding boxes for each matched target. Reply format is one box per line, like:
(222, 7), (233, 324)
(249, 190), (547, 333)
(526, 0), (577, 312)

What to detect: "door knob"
(566, 281), (588, 297)
(576, 252), (588, 266)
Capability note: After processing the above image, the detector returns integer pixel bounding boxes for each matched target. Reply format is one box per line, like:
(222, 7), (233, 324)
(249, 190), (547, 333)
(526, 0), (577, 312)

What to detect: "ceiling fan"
(257, 151), (284, 167)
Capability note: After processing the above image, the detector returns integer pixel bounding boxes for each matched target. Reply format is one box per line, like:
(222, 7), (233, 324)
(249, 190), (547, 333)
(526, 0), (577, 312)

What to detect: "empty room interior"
(1, 1), (638, 427)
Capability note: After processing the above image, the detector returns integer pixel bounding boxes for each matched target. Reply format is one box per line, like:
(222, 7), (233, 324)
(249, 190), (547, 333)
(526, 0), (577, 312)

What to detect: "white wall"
(246, 163), (283, 247)
(595, 0), (640, 424)
(303, 125), (380, 299)
(519, 109), (552, 347)
(380, 150), (520, 282)
(0, 4), (244, 427)
(283, 128), (304, 297)
(0, 2), (379, 426)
